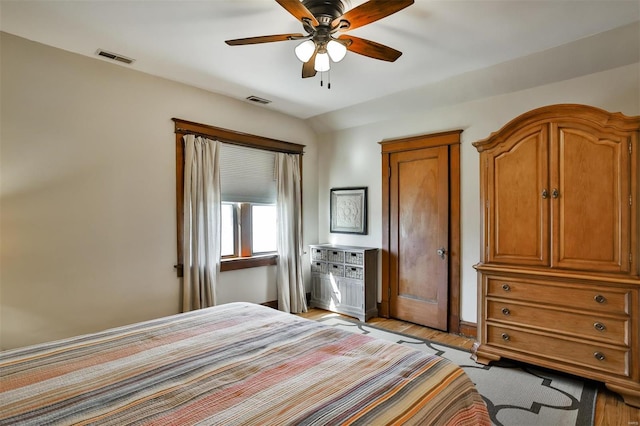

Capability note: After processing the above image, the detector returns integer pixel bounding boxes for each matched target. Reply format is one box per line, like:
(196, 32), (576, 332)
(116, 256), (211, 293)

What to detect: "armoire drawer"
(486, 325), (630, 377)
(486, 300), (629, 346)
(486, 276), (632, 315)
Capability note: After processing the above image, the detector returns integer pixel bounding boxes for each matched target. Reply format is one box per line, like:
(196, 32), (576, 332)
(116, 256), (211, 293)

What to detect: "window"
(251, 204), (277, 253)
(172, 118), (304, 275)
(219, 144), (278, 265)
(221, 203), (236, 257)
(221, 202), (277, 258)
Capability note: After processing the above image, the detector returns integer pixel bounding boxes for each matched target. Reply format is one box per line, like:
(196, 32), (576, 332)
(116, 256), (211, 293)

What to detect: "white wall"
(0, 32), (319, 350)
(316, 63), (640, 323)
(2, 30), (639, 350)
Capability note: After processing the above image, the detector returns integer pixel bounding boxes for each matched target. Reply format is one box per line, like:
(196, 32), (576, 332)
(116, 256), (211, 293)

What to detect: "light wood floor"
(298, 308), (640, 426)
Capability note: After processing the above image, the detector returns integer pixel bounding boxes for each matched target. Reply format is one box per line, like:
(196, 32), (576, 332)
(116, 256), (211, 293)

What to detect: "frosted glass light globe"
(314, 52), (330, 72)
(327, 40), (347, 62)
(294, 40), (315, 62)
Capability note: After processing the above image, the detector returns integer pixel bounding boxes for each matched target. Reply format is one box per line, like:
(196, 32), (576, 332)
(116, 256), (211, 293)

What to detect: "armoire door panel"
(488, 125), (549, 266)
(390, 146), (449, 330)
(553, 126), (630, 272)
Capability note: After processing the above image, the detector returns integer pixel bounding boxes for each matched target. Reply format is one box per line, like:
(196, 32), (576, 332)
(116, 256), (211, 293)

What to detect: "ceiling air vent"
(246, 96), (272, 105)
(96, 49), (135, 65)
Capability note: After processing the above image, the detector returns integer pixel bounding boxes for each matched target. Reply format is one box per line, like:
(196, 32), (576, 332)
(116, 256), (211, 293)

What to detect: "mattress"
(0, 302), (490, 425)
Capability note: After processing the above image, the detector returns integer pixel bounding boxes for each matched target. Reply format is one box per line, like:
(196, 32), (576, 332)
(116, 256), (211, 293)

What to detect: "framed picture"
(330, 187), (367, 234)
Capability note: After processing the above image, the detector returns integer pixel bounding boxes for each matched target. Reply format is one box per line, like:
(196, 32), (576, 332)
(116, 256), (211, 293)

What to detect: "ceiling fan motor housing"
(302, 0), (346, 25)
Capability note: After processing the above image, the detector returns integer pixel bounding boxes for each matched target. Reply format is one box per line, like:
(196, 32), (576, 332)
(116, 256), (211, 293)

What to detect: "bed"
(0, 302), (489, 425)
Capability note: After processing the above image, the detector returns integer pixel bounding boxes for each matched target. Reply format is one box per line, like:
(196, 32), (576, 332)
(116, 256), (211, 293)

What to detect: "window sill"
(221, 254), (278, 272)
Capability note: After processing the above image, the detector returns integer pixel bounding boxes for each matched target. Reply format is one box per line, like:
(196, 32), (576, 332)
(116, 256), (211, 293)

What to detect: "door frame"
(380, 130), (462, 333)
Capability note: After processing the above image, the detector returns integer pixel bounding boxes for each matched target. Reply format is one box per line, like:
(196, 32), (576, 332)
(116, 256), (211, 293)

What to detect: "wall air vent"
(96, 49), (135, 65)
(246, 96), (272, 105)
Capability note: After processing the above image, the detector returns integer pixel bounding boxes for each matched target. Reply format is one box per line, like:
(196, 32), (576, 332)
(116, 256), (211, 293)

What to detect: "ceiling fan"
(225, 0), (414, 80)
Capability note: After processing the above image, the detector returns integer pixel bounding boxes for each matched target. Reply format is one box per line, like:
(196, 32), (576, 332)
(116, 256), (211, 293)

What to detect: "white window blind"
(219, 143), (276, 204)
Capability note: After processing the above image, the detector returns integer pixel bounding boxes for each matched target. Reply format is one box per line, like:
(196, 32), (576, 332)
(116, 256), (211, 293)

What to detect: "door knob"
(436, 248), (446, 259)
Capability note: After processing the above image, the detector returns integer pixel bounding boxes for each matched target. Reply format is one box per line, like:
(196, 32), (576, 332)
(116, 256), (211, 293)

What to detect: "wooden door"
(552, 123), (631, 272)
(485, 125), (550, 266)
(388, 145), (449, 330)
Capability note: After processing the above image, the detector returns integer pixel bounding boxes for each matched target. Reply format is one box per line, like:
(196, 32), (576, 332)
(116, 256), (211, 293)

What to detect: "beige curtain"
(182, 134), (221, 311)
(275, 153), (307, 313)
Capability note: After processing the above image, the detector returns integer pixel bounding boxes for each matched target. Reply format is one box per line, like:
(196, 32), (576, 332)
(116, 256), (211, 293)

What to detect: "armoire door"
(388, 145), (449, 330)
(552, 123), (631, 272)
(486, 125), (550, 266)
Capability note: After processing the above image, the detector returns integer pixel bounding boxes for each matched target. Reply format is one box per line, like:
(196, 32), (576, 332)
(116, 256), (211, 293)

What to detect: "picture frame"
(330, 187), (367, 235)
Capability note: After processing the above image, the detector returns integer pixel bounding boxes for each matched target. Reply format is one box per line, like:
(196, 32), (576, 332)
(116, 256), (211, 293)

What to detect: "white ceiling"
(1, 0), (639, 129)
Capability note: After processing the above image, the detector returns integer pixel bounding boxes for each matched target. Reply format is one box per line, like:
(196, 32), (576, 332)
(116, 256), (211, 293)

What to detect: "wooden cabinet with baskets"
(309, 244), (378, 322)
(472, 104), (640, 407)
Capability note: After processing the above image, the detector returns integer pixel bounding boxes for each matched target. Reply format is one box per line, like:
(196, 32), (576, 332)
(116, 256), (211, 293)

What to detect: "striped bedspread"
(0, 302), (490, 425)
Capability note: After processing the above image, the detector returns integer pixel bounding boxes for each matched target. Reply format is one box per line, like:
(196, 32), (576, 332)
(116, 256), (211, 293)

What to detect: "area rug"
(319, 316), (597, 426)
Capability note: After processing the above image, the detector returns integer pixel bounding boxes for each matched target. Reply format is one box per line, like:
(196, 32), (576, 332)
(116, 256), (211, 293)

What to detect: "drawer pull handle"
(501, 333), (510, 341)
(594, 294), (607, 304)
(502, 284), (511, 292)
(501, 308), (510, 316)
(593, 322), (606, 332)
(593, 352), (606, 361)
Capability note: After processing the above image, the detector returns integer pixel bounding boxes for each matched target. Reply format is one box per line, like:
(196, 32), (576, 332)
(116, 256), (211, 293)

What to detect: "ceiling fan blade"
(275, 0), (319, 27)
(302, 50), (318, 78)
(339, 35), (402, 62)
(332, 0), (414, 31)
(225, 33), (304, 46)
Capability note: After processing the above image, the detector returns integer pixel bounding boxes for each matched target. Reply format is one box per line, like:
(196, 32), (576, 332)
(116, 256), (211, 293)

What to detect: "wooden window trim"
(221, 255), (278, 272)
(173, 118), (305, 277)
(173, 118), (305, 154)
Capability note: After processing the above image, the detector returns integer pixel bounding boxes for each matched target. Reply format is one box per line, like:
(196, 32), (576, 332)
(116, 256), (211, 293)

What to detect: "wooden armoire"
(472, 104), (640, 407)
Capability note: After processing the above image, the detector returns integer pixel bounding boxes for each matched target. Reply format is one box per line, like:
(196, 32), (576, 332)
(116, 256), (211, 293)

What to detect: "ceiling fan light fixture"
(314, 51), (331, 72)
(326, 40), (347, 62)
(294, 40), (316, 62)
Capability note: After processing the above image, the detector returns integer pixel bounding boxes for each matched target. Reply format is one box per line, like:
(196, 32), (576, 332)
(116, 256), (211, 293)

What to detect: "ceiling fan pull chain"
(319, 70), (331, 89)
